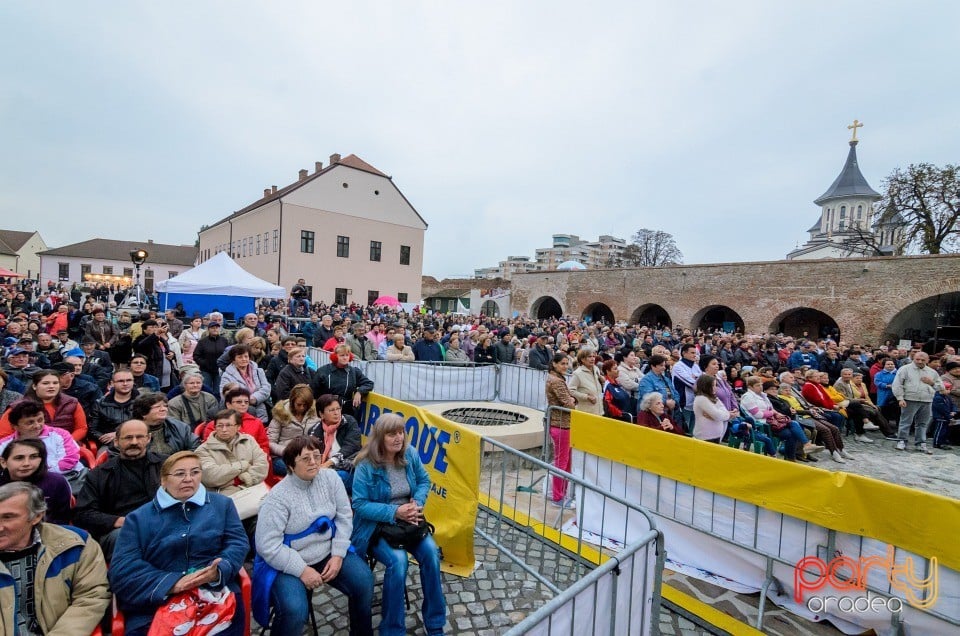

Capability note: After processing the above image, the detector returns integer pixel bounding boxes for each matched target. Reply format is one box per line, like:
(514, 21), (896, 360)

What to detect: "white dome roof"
(557, 260), (587, 270)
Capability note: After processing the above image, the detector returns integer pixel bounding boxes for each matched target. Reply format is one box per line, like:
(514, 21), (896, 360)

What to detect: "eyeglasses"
(168, 468), (202, 480)
(298, 452), (324, 465)
(214, 422), (239, 429)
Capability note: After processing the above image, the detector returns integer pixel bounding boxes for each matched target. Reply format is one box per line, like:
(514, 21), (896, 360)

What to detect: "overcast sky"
(2, 2), (958, 280)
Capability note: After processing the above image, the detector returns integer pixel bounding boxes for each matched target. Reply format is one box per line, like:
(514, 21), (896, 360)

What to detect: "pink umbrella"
(372, 295), (401, 308)
(0, 267), (22, 277)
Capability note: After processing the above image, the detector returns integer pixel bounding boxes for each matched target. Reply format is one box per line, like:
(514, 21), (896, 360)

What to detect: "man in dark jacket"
(412, 325), (443, 362)
(310, 343), (374, 420)
(192, 321), (228, 389)
(89, 369), (140, 447)
(493, 330), (516, 365)
(528, 333), (553, 370)
(79, 336), (114, 390)
(74, 419), (163, 560)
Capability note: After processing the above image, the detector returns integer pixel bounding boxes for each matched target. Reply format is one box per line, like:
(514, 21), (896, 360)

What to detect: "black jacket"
(307, 415), (363, 469)
(63, 374), (101, 421)
(273, 363), (315, 403)
(309, 363), (374, 419)
(528, 345), (552, 371)
(90, 389), (140, 440)
(192, 334), (228, 376)
(74, 452), (165, 539)
(154, 417), (201, 453)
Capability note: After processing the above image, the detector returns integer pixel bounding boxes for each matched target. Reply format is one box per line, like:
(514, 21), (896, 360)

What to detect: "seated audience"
(219, 344), (272, 423)
(272, 346), (315, 403)
(385, 332), (415, 362)
(307, 394), (362, 493)
(0, 438), (72, 524)
(0, 399), (81, 478)
(197, 409), (269, 496)
(0, 370), (87, 442)
(268, 384), (321, 476)
(131, 392), (200, 455)
(167, 372), (220, 429)
(89, 368), (140, 450)
(254, 435), (374, 636)
(200, 386), (270, 457)
(636, 392), (683, 434)
(601, 359), (633, 422)
(351, 414), (445, 636)
(0, 482), (110, 635)
(110, 451), (249, 636)
(74, 419), (164, 560)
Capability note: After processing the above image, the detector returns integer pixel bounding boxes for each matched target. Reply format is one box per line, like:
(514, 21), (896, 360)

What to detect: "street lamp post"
(129, 248), (149, 309)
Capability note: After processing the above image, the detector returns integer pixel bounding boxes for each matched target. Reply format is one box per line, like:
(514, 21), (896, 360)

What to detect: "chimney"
(298, 169), (308, 181)
(315, 161), (323, 173)
(329, 153), (341, 165)
(271, 185), (278, 194)
(263, 188), (271, 198)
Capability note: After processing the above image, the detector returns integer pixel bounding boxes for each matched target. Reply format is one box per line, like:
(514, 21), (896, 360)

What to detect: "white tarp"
(571, 451), (957, 636)
(155, 252), (286, 298)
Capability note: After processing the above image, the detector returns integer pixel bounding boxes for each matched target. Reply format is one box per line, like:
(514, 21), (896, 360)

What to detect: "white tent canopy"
(155, 252), (286, 298)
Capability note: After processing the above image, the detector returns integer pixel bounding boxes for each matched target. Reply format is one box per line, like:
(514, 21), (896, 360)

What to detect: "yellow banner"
(569, 411), (960, 572)
(357, 393), (479, 577)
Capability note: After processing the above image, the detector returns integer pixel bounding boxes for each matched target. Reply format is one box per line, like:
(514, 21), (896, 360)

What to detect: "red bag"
(768, 411), (792, 432)
(148, 586), (236, 636)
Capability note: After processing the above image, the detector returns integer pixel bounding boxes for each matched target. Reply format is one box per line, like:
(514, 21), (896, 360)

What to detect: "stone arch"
(691, 305), (744, 334)
(770, 307), (840, 340)
(531, 296), (563, 320)
(629, 303), (672, 328)
(480, 300), (500, 318)
(582, 302), (615, 325)
(884, 291), (960, 351)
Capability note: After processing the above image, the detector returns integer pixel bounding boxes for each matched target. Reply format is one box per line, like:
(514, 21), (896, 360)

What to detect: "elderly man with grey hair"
(892, 351), (944, 454)
(0, 482), (110, 634)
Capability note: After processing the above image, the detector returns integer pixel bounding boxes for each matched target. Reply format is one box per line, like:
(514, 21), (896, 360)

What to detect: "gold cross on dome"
(848, 119), (863, 142)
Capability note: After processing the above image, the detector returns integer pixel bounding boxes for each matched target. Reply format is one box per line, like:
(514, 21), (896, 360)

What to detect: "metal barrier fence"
(479, 436), (665, 636)
(306, 348), (547, 409)
(577, 452), (959, 633)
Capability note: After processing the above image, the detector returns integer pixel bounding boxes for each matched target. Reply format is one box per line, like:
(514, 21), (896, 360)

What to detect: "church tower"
(787, 121), (900, 259)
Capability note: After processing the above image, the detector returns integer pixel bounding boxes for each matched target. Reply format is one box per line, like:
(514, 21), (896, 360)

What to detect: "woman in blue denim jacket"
(351, 414), (446, 635)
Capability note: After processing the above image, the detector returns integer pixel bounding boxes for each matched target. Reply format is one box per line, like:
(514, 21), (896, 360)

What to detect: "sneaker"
(884, 435), (901, 441)
(803, 443), (825, 454)
(863, 423), (880, 431)
(840, 449), (855, 460)
(895, 440), (906, 451)
(831, 450), (846, 463)
(919, 443), (933, 455)
(935, 444), (953, 450)
(805, 454), (819, 462)
(854, 434), (874, 443)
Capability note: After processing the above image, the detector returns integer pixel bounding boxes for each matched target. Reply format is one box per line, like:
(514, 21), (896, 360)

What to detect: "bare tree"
(869, 164), (959, 254)
(621, 229), (683, 267)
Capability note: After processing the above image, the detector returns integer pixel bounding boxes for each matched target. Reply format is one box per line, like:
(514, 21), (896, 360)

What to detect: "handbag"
(375, 518), (435, 551)
(768, 411), (792, 432)
(148, 585), (236, 636)
(228, 482), (269, 520)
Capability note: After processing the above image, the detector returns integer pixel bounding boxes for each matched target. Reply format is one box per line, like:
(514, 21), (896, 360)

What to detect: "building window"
(58, 263), (69, 280)
(123, 267), (133, 278)
(857, 205), (863, 219)
(839, 220), (846, 231)
(272, 230), (279, 252)
(334, 288), (347, 305)
(102, 266), (113, 275)
(168, 271), (177, 278)
(367, 290), (379, 305)
(256, 235), (261, 255)
(249, 236), (253, 255)
(300, 230), (315, 254)
(397, 293), (408, 303)
(840, 206), (846, 219)
(242, 238), (247, 256)
(369, 240), (382, 262)
(144, 269), (154, 293)
(81, 264), (91, 278)
(337, 236), (350, 258)
(400, 245), (411, 265)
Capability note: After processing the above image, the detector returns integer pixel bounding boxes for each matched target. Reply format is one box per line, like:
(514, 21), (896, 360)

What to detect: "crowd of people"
(1, 278), (957, 632)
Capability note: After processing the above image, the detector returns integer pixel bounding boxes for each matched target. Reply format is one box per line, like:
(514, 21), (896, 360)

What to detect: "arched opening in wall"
(480, 300), (500, 318)
(629, 304), (672, 328)
(531, 296), (563, 320)
(885, 292), (960, 353)
(691, 305), (744, 334)
(771, 308), (840, 340)
(582, 302), (615, 326)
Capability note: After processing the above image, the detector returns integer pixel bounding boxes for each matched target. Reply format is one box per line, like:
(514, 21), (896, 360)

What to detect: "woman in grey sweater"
(254, 436), (373, 635)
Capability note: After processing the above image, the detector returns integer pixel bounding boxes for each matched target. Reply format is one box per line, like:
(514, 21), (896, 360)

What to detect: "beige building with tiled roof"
(39, 239), (196, 291)
(0, 229), (47, 279)
(197, 153), (427, 306)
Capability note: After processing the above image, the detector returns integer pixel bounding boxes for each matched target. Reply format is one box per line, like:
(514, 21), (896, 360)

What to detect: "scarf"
(237, 364), (257, 393)
(319, 419), (339, 464)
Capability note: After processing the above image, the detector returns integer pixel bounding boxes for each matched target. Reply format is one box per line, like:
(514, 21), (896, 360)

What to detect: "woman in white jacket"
(693, 374), (730, 442)
(568, 348), (603, 416)
(219, 344), (272, 422)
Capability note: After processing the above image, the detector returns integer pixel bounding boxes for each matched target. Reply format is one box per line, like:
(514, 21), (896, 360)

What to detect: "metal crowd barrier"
(578, 454), (959, 633)
(305, 348), (548, 409)
(479, 436), (665, 636)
